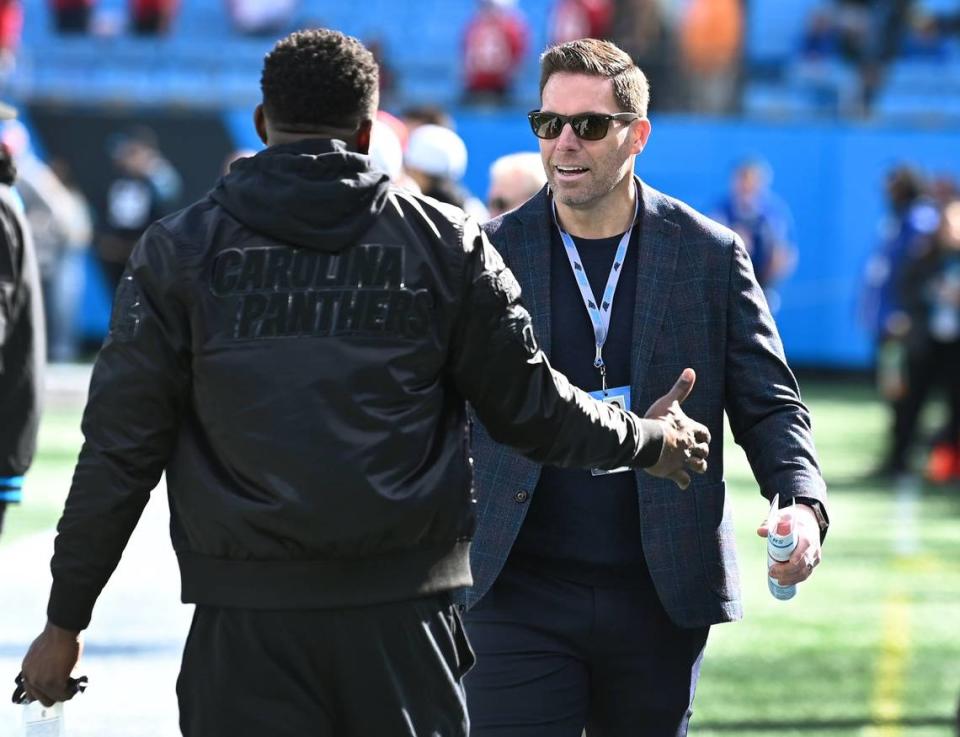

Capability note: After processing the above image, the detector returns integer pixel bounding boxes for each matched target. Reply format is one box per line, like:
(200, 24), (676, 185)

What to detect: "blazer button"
(514, 489), (529, 504)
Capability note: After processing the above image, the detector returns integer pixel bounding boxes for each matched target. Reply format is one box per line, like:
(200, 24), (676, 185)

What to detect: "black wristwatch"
(791, 496), (829, 541)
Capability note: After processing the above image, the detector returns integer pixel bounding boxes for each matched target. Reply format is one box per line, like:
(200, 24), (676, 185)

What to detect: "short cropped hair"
(261, 28), (379, 130)
(539, 38), (649, 117)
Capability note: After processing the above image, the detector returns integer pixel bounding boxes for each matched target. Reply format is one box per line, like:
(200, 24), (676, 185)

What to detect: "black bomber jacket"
(47, 139), (665, 631)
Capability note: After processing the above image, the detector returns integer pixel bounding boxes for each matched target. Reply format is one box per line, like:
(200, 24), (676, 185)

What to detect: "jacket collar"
(506, 177), (682, 406)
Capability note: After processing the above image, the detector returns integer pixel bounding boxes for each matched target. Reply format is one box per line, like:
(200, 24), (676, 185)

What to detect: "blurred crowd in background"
(0, 0), (958, 115)
(0, 0), (958, 487)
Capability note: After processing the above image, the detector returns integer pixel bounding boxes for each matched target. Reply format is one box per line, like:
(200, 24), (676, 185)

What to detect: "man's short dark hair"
(539, 38), (649, 118)
(261, 28), (379, 131)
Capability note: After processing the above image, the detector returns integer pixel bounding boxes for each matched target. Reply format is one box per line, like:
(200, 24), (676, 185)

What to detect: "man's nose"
(555, 122), (582, 149)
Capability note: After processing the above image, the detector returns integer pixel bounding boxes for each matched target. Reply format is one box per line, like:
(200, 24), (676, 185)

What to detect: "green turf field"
(3, 381), (959, 736)
(693, 382), (960, 736)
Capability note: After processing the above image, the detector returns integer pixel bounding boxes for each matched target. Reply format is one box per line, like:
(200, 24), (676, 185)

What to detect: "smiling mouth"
(554, 165), (589, 176)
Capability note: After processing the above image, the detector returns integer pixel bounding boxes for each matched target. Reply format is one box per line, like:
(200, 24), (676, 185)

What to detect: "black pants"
(177, 594), (474, 737)
(0, 501), (7, 538)
(889, 338), (960, 471)
(464, 562), (709, 737)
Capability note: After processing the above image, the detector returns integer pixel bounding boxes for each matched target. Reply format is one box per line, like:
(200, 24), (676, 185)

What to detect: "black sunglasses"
(527, 110), (641, 141)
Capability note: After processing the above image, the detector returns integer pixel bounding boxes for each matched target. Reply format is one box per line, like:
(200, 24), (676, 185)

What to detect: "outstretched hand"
(643, 368), (711, 489)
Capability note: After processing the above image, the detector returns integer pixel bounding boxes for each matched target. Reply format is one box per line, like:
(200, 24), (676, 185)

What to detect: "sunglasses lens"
(530, 113), (614, 140)
(530, 113), (562, 139)
(573, 115), (608, 140)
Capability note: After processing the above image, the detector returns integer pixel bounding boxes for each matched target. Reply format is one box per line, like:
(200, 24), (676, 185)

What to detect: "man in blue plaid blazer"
(461, 39), (829, 737)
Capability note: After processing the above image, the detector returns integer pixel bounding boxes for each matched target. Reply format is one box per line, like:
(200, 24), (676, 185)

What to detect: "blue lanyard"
(552, 197), (638, 393)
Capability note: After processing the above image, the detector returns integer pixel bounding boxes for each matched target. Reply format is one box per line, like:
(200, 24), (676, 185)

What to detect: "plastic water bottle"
(766, 494), (797, 601)
(23, 701), (64, 737)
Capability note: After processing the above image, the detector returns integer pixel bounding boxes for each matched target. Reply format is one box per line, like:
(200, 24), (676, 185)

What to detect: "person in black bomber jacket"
(18, 29), (710, 737)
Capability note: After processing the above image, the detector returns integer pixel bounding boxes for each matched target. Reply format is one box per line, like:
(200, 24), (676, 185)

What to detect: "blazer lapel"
(630, 180), (681, 409)
(508, 191), (552, 357)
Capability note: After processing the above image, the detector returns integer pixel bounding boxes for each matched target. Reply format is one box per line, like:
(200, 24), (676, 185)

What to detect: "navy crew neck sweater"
(510, 220), (647, 585)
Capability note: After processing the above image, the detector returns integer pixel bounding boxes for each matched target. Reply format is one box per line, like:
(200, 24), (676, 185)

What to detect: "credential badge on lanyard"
(551, 196), (639, 395)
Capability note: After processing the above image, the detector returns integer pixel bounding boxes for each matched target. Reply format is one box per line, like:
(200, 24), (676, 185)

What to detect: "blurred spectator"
(226, 0), (296, 36)
(401, 104), (453, 132)
(889, 198), (960, 481)
(367, 38), (397, 103)
(711, 158), (796, 311)
(130, 0), (178, 35)
(404, 123), (467, 202)
(377, 110), (409, 149)
(796, 6), (860, 116)
(1, 121), (92, 362)
(50, 0), (93, 34)
(0, 0), (21, 75)
(98, 126), (181, 292)
(369, 119), (405, 184)
(43, 158), (92, 362)
(548, 0), (614, 45)
(612, 0), (677, 110)
(935, 7), (960, 36)
(862, 166), (939, 348)
(800, 8), (842, 60)
(678, 0), (743, 114)
(486, 151), (545, 219)
(404, 123), (487, 219)
(834, 0), (872, 64)
(861, 166), (940, 476)
(851, 0), (913, 113)
(370, 113), (421, 192)
(0, 101), (44, 541)
(795, 0), (919, 117)
(462, 0), (528, 104)
(900, 10), (948, 60)
(932, 174), (960, 207)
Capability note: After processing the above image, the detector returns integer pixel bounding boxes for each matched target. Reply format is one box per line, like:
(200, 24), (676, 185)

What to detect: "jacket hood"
(211, 138), (391, 252)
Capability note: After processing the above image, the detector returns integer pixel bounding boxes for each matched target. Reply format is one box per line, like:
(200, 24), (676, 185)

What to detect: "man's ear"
(254, 104), (269, 146)
(632, 118), (652, 155)
(356, 119), (373, 155)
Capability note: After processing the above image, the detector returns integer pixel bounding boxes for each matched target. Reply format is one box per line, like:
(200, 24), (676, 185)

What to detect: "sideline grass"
(3, 381), (959, 735)
(692, 382), (960, 736)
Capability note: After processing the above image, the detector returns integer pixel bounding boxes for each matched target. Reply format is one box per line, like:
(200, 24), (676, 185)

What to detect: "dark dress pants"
(177, 594), (475, 737)
(890, 337), (960, 470)
(464, 562), (709, 737)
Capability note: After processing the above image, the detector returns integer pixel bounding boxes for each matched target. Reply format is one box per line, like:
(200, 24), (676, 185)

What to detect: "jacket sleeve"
(0, 195), (44, 488)
(0, 198), (17, 357)
(450, 218), (664, 470)
(47, 223), (191, 631)
(723, 235), (828, 510)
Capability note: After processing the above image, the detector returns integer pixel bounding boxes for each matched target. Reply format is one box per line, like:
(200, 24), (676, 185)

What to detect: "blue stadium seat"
(747, 0), (825, 64)
(743, 83), (822, 118)
(874, 89), (960, 120)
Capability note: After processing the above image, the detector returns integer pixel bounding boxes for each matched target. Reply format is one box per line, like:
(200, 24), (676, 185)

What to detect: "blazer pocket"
(692, 481), (741, 603)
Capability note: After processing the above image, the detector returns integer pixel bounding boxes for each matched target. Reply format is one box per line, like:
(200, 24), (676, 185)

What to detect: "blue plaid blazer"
(461, 179), (826, 628)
